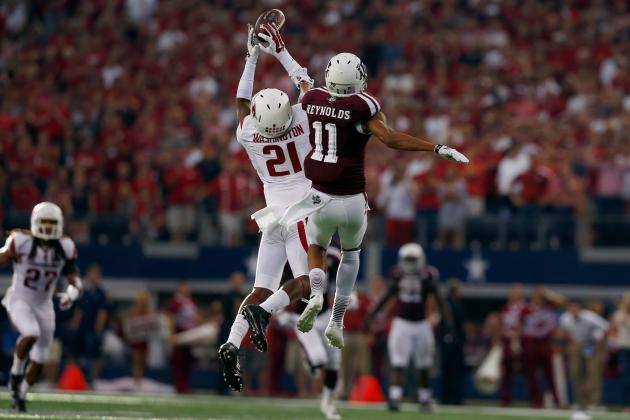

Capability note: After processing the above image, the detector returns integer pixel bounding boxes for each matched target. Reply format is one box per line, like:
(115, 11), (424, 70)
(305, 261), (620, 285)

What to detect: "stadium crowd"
(1, 0), (630, 248)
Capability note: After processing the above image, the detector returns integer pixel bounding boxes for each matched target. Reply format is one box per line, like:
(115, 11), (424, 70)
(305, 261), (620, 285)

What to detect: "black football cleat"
(218, 342), (243, 392)
(387, 399), (400, 412)
(419, 400), (432, 413)
(12, 396), (26, 413)
(9, 374), (22, 398)
(242, 305), (270, 353)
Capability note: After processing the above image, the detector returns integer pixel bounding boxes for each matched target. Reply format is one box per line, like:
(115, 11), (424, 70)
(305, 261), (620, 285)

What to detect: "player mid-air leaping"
(244, 23), (469, 350)
(217, 22), (315, 392)
(0, 202), (82, 413)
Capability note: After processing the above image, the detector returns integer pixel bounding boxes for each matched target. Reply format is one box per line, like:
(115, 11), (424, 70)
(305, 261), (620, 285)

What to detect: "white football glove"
(56, 284), (80, 311)
(291, 72), (314, 90)
(257, 22), (286, 57)
(434, 144), (470, 164)
(246, 24), (260, 61)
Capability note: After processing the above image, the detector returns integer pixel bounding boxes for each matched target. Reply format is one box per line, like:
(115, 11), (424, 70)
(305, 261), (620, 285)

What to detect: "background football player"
(0, 202), (82, 412)
(250, 23), (469, 350)
(217, 22), (314, 392)
(367, 243), (448, 412)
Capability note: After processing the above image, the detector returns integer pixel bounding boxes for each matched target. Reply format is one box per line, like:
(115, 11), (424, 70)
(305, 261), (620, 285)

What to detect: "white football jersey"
(237, 104), (312, 207)
(2, 231), (77, 304)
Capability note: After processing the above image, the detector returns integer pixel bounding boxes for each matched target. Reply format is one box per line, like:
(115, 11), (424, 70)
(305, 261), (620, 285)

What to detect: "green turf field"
(0, 392), (626, 419)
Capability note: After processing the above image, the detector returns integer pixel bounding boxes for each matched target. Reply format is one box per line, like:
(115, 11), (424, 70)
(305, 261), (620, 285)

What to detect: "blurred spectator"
(124, 290), (155, 389)
(215, 158), (255, 246)
(440, 279), (466, 405)
(221, 272), (247, 325)
(76, 264), (109, 385)
(499, 283), (526, 406)
(166, 281), (200, 394)
(510, 157), (553, 248)
(1, 0), (629, 249)
(521, 287), (564, 408)
(376, 163), (418, 246)
(559, 300), (608, 409)
(436, 167), (468, 249)
(163, 162), (202, 242)
(496, 145), (531, 210)
(612, 292), (630, 412)
(340, 291), (372, 399)
(366, 275), (390, 386)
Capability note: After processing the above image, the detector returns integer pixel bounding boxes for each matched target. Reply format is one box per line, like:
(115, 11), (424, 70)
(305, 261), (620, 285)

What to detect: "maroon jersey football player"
(367, 243), (449, 411)
(521, 286), (565, 408)
(243, 24), (468, 352)
(499, 283), (526, 405)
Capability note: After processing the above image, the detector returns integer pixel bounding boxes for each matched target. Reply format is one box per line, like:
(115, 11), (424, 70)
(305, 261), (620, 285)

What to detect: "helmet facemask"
(30, 202), (64, 240)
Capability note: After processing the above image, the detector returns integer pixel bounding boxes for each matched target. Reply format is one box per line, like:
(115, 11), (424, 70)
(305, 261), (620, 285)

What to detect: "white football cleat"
(325, 324), (344, 349)
(297, 294), (323, 333)
(323, 405), (341, 420)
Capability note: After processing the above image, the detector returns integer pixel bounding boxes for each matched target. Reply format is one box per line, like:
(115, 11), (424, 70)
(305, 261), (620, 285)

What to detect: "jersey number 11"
(311, 122), (338, 163)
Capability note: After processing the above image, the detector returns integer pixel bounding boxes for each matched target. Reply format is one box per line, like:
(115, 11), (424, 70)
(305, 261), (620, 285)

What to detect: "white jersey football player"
(217, 22), (315, 392)
(0, 202), (82, 412)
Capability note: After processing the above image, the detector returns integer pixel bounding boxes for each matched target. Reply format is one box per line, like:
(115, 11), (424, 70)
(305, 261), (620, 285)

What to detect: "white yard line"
(0, 392), (627, 419)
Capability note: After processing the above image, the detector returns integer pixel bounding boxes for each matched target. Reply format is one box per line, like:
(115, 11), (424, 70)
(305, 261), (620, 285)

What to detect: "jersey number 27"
(24, 268), (57, 291)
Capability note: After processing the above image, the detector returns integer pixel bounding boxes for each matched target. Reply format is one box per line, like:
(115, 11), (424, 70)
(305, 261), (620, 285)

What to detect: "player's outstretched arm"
(257, 23), (313, 96)
(367, 112), (469, 163)
(236, 24), (260, 124)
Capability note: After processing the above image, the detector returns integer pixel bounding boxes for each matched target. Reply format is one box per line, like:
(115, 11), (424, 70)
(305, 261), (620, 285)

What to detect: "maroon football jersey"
(301, 87), (381, 195)
(389, 265), (439, 322)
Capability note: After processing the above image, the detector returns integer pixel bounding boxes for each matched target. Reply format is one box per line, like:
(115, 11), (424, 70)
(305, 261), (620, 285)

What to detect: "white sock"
(19, 380), (30, 398)
(329, 294), (351, 329)
(389, 385), (403, 401)
(227, 314), (249, 348)
(11, 354), (27, 375)
(328, 250), (361, 329)
(260, 289), (290, 314)
(322, 386), (334, 401)
(309, 268), (327, 296)
(419, 387), (432, 403)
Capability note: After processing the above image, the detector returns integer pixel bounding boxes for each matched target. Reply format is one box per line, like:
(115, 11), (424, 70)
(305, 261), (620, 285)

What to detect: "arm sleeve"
(236, 56), (258, 101)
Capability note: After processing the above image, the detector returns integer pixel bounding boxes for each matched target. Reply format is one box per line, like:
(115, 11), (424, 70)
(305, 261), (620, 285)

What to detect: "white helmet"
(31, 202), (64, 240)
(398, 243), (425, 273)
(325, 52), (367, 97)
(251, 88), (293, 138)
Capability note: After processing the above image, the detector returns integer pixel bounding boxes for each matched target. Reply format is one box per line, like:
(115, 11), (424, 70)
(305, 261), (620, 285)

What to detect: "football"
(254, 9), (286, 46)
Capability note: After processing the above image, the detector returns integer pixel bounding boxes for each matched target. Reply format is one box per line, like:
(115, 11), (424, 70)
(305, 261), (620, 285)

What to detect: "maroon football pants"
(499, 339), (519, 405)
(521, 338), (558, 408)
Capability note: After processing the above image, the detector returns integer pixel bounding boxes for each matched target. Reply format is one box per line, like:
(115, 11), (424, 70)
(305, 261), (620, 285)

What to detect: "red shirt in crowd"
(167, 293), (199, 334)
(521, 303), (558, 340)
(344, 292), (371, 332)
